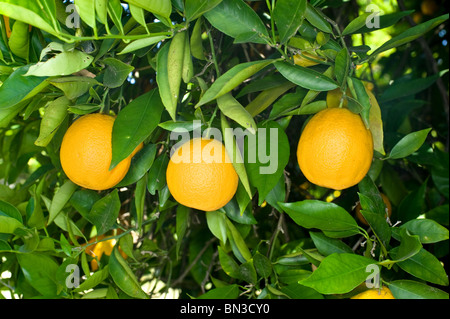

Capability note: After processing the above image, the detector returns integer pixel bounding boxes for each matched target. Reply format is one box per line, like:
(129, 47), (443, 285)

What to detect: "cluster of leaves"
(0, 0), (449, 299)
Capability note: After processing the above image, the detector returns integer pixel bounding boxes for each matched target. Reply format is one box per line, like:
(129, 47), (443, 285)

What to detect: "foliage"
(0, 0), (448, 299)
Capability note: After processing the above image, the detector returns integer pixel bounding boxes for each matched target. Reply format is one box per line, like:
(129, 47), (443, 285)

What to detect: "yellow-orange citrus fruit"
(293, 52), (324, 67)
(351, 286), (395, 299)
(421, 0), (438, 16)
(85, 235), (127, 271)
(166, 138), (239, 211)
(355, 193), (392, 226)
(296, 108), (374, 190)
(60, 113), (139, 191)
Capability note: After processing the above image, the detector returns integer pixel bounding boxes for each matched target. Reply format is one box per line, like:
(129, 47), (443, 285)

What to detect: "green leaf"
(389, 280), (449, 299)
(110, 89), (164, 169)
(304, 3), (333, 34)
(124, 0), (172, 20)
(190, 17), (206, 60)
(74, 266), (110, 293)
(206, 211), (228, 244)
(17, 252), (59, 297)
(309, 231), (353, 256)
(225, 218), (252, 262)
(204, 0), (269, 44)
(26, 50), (93, 77)
(166, 31), (186, 118)
(0, 0), (59, 37)
(380, 70), (448, 102)
(184, 0), (223, 22)
(273, 0), (307, 45)
(389, 228), (422, 263)
(176, 205), (190, 258)
(107, 0), (124, 35)
(218, 246), (240, 279)
(217, 93), (257, 134)
(146, 154), (169, 195)
(109, 246), (148, 299)
(49, 76), (100, 100)
(87, 189), (121, 236)
(346, 10), (415, 34)
(245, 82), (296, 117)
(8, 21), (29, 60)
(156, 42), (176, 120)
(34, 96), (69, 147)
(389, 128), (431, 159)
(369, 14), (449, 59)
(253, 252), (272, 278)
(197, 284), (239, 299)
(244, 121), (290, 205)
(401, 219), (449, 244)
(392, 247), (449, 286)
(196, 59), (276, 108)
(347, 77), (371, 128)
(280, 283), (324, 299)
(0, 199), (23, 224)
(134, 176), (147, 232)
(48, 179), (78, 225)
(102, 58), (134, 88)
(279, 200), (359, 235)
(274, 61), (338, 91)
(300, 253), (375, 294)
(334, 48), (350, 86)
(116, 143), (157, 187)
(342, 12), (372, 35)
(128, 4), (148, 32)
(74, 0), (96, 29)
(0, 216), (23, 234)
(0, 65), (48, 110)
(239, 260), (257, 285)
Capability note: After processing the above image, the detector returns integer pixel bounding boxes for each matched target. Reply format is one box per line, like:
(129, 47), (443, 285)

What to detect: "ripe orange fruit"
(60, 113), (141, 191)
(293, 52), (325, 67)
(296, 108), (374, 190)
(355, 193), (392, 226)
(351, 286), (395, 299)
(166, 138), (239, 211)
(85, 235), (127, 271)
(421, 0), (438, 16)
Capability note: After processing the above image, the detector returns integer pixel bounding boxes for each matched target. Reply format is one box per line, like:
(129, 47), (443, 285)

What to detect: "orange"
(166, 138), (239, 211)
(296, 108), (373, 190)
(355, 193), (392, 226)
(60, 113), (141, 191)
(85, 235), (127, 271)
(293, 52), (325, 67)
(351, 286), (395, 299)
(421, 0), (438, 16)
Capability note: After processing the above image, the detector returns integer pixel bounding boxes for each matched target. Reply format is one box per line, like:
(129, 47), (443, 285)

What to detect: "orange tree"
(0, 0), (448, 300)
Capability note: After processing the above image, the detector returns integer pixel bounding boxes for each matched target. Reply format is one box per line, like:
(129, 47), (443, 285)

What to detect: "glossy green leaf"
(218, 246), (240, 279)
(221, 113), (252, 198)
(217, 93), (256, 134)
(25, 50), (94, 77)
(109, 246), (148, 299)
(346, 10), (414, 34)
(176, 205), (190, 258)
(86, 189), (121, 235)
(274, 61), (338, 91)
(146, 154), (169, 195)
(239, 260), (257, 285)
(185, 0), (223, 22)
(74, 0), (96, 29)
(116, 144), (157, 187)
(49, 76), (100, 100)
(245, 82), (296, 117)
(279, 200), (359, 235)
(389, 280), (449, 299)
(197, 284), (239, 299)
(95, 0), (108, 26)
(128, 4), (148, 32)
(166, 31), (186, 118)
(107, 0), (124, 35)
(47, 179), (78, 225)
(389, 128), (432, 159)
(244, 121), (290, 205)
(206, 211), (228, 244)
(304, 3), (333, 34)
(300, 253), (375, 294)
(204, 0), (269, 44)
(334, 48), (350, 86)
(401, 219), (449, 244)
(369, 14), (449, 59)
(347, 77), (371, 128)
(110, 89), (164, 169)
(273, 0), (307, 45)
(34, 96), (69, 147)
(74, 266), (110, 293)
(118, 35), (168, 55)
(253, 252), (272, 278)
(0, 0), (58, 37)
(17, 252), (59, 297)
(196, 59), (276, 108)
(156, 42), (176, 120)
(0, 65), (48, 110)
(225, 218), (252, 262)
(0, 215), (23, 234)
(125, 0), (172, 20)
(102, 58), (134, 88)
(309, 231), (353, 256)
(0, 199), (23, 224)
(190, 17), (206, 60)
